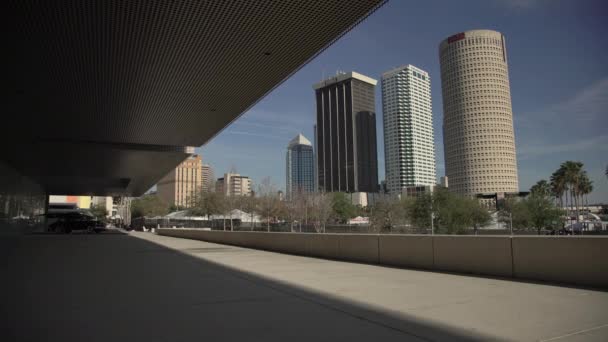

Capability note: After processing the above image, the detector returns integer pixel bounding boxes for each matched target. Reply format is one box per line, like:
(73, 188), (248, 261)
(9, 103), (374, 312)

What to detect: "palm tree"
(559, 161), (584, 221)
(550, 169), (566, 208)
(530, 179), (551, 198)
(578, 173), (593, 214)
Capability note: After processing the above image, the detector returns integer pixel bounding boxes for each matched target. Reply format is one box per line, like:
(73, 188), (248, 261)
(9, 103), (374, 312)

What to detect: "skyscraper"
(201, 164), (215, 192)
(314, 71), (378, 193)
(382, 65), (436, 194)
(286, 134), (315, 200)
(157, 154), (203, 208)
(439, 30), (518, 196)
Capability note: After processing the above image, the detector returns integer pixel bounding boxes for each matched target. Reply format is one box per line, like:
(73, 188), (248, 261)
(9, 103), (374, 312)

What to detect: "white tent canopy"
(163, 209), (261, 223)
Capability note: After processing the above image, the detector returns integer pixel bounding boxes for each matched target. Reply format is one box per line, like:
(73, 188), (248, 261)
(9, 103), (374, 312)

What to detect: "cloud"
(198, 141), (279, 163)
(516, 77), (608, 160)
(518, 134), (608, 160)
(239, 108), (313, 127)
(224, 108), (315, 142)
(495, 0), (550, 9)
(555, 78), (608, 122)
(230, 121), (298, 137)
(226, 130), (288, 140)
(519, 77), (608, 128)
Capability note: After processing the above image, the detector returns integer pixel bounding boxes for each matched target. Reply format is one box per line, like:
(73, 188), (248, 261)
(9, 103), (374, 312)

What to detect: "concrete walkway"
(2, 231), (607, 341)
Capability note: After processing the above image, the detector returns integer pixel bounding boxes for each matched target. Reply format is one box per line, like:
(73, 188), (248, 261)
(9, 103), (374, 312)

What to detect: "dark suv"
(47, 212), (105, 234)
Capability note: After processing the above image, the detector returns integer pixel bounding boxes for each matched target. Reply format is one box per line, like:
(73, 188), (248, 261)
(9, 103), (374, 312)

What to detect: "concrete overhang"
(4, 0), (386, 196)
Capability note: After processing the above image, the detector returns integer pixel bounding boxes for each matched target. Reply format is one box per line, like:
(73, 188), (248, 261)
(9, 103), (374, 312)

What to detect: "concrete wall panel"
(281, 233), (308, 255)
(379, 235), (434, 269)
(157, 229), (608, 288)
(433, 236), (513, 277)
(337, 234), (379, 263)
(512, 237), (608, 288)
(306, 234), (341, 259)
(243, 232), (265, 249)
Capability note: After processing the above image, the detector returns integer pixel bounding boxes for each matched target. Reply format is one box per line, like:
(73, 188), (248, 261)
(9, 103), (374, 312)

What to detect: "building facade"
(401, 185), (435, 198)
(382, 65), (436, 194)
(216, 173), (252, 196)
(286, 134), (315, 200)
(157, 154), (203, 208)
(440, 176), (449, 188)
(201, 164), (215, 192)
(313, 71), (379, 193)
(49, 195), (91, 209)
(91, 196), (113, 215)
(439, 29), (519, 196)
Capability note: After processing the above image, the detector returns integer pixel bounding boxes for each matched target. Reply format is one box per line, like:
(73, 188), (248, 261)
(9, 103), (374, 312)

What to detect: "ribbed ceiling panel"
(7, 0), (385, 147)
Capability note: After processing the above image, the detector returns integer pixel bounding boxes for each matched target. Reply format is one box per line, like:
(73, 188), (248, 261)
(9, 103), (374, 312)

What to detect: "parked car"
(46, 211), (105, 234)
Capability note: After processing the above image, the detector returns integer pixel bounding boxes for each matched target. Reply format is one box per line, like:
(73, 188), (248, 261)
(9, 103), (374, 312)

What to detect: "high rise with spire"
(286, 134), (314, 200)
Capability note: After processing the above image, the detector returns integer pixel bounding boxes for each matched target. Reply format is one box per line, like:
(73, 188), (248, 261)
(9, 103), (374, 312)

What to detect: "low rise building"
(49, 195), (91, 209)
(216, 173), (252, 196)
(157, 154), (203, 208)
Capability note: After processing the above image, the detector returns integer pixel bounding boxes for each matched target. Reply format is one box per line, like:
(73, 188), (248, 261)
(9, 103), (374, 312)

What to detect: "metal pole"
(304, 203), (307, 233)
(43, 192), (49, 232)
(510, 212), (513, 236)
(430, 196), (434, 235)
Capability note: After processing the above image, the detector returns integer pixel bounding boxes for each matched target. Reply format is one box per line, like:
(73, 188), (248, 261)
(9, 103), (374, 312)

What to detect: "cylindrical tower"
(439, 29), (518, 196)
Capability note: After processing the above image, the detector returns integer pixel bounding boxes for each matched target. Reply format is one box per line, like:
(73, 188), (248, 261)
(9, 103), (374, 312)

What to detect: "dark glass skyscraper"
(313, 72), (378, 193)
(286, 134), (315, 200)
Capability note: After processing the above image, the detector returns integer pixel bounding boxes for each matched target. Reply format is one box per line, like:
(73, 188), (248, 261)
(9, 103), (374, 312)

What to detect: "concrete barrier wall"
(306, 234), (340, 259)
(433, 236), (513, 277)
(337, 234), (379, 263)
(512, 236), (608, 288)
(157, 229), (608, 289)
(379, 235), (433, 269)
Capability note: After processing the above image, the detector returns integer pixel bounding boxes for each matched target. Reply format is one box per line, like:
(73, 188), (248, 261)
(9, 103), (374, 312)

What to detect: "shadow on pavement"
(0, 233), (502, 342)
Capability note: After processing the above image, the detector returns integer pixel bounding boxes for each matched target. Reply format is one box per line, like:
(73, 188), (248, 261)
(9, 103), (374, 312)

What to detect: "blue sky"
(198, 0), (608, 203)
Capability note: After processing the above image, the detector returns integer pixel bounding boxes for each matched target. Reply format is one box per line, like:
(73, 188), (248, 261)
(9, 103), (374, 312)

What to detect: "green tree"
(257, 177), (282, 231)
(561, 161), (584, 219)
(404, 193), (432, 230)
(525, 192), (564, 234)
(432, 188), (490, 234)
(530, 179), (552, 197)
(168, 204), (182, 212)
(550, 168), (566, 208)
(90, 204), (109, 223)
(469, 199), (492, 230)
(579, 173), (593, 213)
(240, 195), (259, 230)
(498, 197), (532, 231)
(189, 191), (226, 219)
(310, 191), (332, 233)
(331, 192), (357, 223)
(401, 188), (490, 234)
(369, 195), (407, 233)
(551, 161), (591, 222)
(131, 195), (169, 218)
